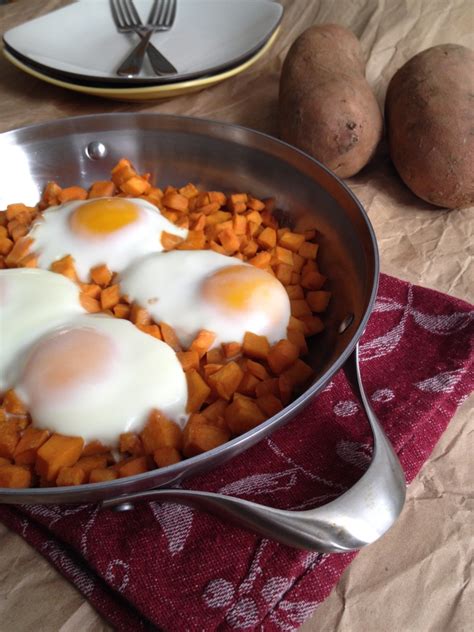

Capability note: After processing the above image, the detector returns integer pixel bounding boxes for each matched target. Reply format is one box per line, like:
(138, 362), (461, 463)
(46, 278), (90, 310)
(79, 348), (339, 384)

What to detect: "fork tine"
(126, 0), (143, 26)
(164, 0), (177, 27)
(147, 0), (161, 25)
(155, 0), (169, 25)
(120, 0), (140, 27)
(110, 0), (124, 29)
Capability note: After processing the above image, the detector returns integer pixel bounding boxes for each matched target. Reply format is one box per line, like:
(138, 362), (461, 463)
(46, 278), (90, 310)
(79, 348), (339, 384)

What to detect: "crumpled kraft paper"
(0, 0), (472, 630)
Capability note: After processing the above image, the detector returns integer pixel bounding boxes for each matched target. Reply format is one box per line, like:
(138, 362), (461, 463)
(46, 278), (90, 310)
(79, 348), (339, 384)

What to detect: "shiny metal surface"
(0, 113), (405, 550)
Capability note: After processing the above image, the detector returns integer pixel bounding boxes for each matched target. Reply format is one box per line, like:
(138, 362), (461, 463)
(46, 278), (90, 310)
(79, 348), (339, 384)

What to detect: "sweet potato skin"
(279, 24), (382, 178)
(385, 44), (474, 209)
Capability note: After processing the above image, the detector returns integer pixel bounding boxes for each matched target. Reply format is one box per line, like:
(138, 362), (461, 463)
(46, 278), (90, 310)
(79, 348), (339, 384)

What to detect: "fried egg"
(120, 250), (291, 348)
(26, 197), (188, 281)
(0, 268), (85, 391)
(15, 315), (188, 445)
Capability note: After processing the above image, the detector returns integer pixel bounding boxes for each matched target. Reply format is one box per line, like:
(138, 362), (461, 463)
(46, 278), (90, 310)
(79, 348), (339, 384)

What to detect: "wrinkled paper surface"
(0, 0), (473, 630)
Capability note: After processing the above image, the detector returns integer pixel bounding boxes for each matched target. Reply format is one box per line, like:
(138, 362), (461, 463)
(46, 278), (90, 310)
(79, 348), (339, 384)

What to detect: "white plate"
(3, 0), (283, 84)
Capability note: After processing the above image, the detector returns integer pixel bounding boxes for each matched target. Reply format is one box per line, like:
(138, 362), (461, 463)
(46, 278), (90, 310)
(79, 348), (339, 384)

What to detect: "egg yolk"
(69, 198), (140, 236)
(202, 265), (284, 313)
(21, 328), (117, 403)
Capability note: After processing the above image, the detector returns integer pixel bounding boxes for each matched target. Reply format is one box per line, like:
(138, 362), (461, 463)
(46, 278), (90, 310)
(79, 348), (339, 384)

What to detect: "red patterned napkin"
(1, 274), (473, 631)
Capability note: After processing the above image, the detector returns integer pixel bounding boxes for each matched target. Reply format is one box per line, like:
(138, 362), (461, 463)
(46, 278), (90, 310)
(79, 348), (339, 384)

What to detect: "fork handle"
(117, 31), (177, 77)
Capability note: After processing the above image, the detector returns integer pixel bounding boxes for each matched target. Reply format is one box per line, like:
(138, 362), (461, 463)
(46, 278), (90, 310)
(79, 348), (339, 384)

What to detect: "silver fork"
(110, 0), (177, 77)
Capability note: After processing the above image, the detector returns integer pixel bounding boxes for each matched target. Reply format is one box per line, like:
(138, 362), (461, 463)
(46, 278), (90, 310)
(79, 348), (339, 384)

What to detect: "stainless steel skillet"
(0, 114), (406, 551)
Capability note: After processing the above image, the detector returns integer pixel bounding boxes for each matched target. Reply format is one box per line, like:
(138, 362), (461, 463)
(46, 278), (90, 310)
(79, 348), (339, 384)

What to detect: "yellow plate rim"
(3, 27), (280, 98)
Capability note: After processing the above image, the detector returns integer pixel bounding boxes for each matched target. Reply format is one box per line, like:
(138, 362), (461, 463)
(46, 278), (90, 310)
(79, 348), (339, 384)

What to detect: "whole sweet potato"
(385, 44), (474, 209)
(279, 24), (383, 178)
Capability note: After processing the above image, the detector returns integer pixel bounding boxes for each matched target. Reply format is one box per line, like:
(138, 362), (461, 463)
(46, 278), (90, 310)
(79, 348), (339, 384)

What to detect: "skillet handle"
(102, 345), (406, 552)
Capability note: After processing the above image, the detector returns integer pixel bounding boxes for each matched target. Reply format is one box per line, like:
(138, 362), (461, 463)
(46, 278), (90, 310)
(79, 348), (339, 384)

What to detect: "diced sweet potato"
(179, 183), (199, 199)
(224, 395), (266, 435)
(80, 283), (101, 299)
(190, 330), (216, 358)
(257, 227), (277, 250)
(218, 227), (240, 254)
(247, 197), (265, 211)
(153, 447), (182, 467)
(286, 285), (304, 299)
(207, 362), (244, 401)
(5, 203), (33, 221)
(90, 263), (113, 287)
(36, 434), (84, 482)
(299, 242), (319, 260)
(141, 410), (182, 453)
(130, 303), (151, 326)
(203, 363), (224, 379)
(278, 232), (306, 252)
(246, 359), (270, 381)
(206, 211), (232, 226)
(89, 468), (118, 483)
(275, 263), (293, 285)
(222, 342), (241, 359)
(272, 246), (294, 266)
(242, 332), (270, 360)
(120, 176), (150, 196)
(0, 237), (13, 255)
(301, 270), (326, 290)
(290, 299), (312, 318)
(299, 315), (325, 336)
(113, 303), (131, 319)
(136, 324), (163, 340)
(161, 231), (184, 250)
(177, 350), (200, 372)
(118, 456), (148, 478)
(278, 374), (293, 405)
(3, 389), (27, 415)
(50, 255), (78, 282)
(237, 372), (260, 396)
(282, 359), (314, 387)
(292, 253), (305, 273)
(56, 465), (87, 486)
(160, 322), (182, 352)
(14, 427), (50, 465)
(257, 393), (284, 417)
(267, 339), (300, 374)
(76, 454), (108, 475)
(80, 293), (101, 313)
(5, 237), (33, 267)
(255, 378), (280, 398)
(58, 186), (88, 203)
(162, 191), (189, 212)
(183, 424), (230, 457)
(248, 252), (271, 268)
(306, 291), (331, 312)
(201, 399), (227, 423)
(88, 181), (116, 198)
(206, 347), (225, 364)
(0, 422), (20, 459)
(177, 230), (206, 250)
(0, 463), (32, 488)
(287, 329), (308, 355)
(82, 440), (110, 457)
(100, 284), (121, 310)
(186, 370), (211, 413)
(119, 432), (144, 456)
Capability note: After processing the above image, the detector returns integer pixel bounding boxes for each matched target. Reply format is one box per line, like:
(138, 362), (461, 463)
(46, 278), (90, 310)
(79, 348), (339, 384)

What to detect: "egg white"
(27, 197), (188, 281)
(0, 268), (85, 392)
(15, 314), (188, 445)
(119, 250), (291, 348)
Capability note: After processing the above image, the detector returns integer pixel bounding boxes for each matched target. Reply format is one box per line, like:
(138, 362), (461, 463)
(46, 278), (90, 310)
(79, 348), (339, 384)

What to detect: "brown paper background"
(0, 1), (473, 630)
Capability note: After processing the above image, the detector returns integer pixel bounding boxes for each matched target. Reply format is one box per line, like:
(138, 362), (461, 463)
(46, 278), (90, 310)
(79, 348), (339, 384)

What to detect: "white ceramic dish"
(3, 0), (283, 85)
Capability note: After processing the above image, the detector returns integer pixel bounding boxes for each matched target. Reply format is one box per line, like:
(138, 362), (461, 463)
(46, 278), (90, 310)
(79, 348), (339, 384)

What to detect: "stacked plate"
(2, 0), (283, 101)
